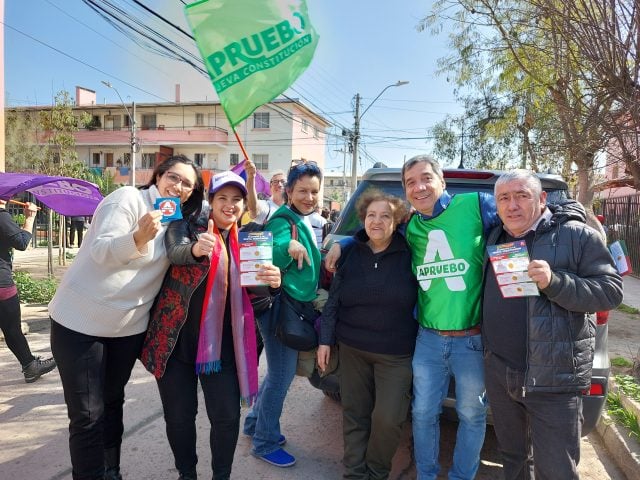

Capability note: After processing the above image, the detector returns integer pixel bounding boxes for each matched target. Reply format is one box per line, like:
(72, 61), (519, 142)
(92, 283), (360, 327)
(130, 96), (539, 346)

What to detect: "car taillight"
(596, 310), (609, 325)
(583, 383), (604, 396)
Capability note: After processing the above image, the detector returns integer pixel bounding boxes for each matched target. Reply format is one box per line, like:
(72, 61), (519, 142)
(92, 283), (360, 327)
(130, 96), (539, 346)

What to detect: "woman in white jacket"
(49, 155), (204, 480)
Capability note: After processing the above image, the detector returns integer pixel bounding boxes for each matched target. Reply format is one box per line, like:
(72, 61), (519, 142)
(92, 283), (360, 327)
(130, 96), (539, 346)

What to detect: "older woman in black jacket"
(317, 190), (417, 480)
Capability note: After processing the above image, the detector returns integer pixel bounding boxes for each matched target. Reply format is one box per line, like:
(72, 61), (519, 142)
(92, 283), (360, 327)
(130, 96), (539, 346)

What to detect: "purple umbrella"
(0, 172), (103, 216)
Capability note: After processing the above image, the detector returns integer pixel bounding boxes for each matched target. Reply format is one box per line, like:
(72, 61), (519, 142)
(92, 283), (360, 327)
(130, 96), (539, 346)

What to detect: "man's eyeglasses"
(164, 172), (195, 191)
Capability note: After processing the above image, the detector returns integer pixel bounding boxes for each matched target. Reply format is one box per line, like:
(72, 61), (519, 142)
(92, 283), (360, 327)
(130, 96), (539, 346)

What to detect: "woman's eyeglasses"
(270, 179), (286, 186)
(164, 172), (195, 191)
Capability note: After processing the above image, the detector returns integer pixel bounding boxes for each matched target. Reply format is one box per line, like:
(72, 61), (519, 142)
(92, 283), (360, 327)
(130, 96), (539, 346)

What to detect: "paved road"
(0, 311), (626, 479)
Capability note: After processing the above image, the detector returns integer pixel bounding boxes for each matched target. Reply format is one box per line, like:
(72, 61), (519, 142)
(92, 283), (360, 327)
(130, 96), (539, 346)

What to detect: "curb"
(596, 412), (640, 480)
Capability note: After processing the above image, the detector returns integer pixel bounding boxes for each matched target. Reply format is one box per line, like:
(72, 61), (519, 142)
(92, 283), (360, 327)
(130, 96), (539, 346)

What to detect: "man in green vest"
(326, 155), (498, 479)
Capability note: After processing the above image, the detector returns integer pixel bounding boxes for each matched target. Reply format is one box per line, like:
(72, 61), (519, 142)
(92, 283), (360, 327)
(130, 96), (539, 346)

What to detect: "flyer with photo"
(239, 230), (273, 286)
(487, 240), (539, 298)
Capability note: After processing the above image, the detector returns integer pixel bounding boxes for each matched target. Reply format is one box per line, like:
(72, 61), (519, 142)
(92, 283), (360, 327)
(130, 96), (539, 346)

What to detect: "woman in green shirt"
(243, 161), (322, 468)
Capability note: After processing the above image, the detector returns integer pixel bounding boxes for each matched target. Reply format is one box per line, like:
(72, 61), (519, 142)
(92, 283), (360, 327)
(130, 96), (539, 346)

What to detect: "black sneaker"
(22, 356), (57, 383)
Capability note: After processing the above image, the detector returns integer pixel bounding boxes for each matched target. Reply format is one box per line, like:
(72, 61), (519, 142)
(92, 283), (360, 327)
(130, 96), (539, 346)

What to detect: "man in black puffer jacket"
(482, 169), (623, 480)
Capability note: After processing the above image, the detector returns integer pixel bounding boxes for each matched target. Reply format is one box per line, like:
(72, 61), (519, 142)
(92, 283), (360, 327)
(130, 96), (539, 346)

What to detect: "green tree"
(5, 110), (47, 172)
(37, 90), (90, 177)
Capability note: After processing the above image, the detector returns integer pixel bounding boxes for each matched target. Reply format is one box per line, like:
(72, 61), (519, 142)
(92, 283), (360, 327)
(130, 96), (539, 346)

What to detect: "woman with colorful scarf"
(140, 171), (281, 480)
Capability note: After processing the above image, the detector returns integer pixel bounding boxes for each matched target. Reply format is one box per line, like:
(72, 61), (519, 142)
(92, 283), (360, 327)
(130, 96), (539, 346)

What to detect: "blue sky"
(4, 0), (464, 172)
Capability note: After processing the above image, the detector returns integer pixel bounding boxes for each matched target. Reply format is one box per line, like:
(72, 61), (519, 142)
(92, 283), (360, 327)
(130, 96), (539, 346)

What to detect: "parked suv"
(311, 166), (610, 435)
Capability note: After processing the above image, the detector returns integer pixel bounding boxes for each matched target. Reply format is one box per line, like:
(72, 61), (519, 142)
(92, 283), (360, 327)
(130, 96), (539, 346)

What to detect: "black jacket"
(484, 200), (623, 392)
(0, 209), (32, 287)
(320, 229), (418, 355)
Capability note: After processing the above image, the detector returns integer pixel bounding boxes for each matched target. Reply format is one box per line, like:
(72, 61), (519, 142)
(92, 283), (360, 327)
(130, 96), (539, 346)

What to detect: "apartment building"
(10, 86), (330, 189)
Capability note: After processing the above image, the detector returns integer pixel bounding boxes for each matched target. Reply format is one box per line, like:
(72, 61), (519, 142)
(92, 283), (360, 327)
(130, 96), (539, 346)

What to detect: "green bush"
(13, 270), (57, 303)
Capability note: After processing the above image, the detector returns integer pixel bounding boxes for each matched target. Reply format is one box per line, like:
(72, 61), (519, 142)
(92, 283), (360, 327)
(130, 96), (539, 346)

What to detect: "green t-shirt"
(405, 193), (485, 330)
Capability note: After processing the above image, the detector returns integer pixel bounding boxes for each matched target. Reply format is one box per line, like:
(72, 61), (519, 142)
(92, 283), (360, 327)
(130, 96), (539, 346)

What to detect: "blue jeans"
(412, 328), (487, 480)
(484, 351), (582, 480)
(243, 297), (298, 456)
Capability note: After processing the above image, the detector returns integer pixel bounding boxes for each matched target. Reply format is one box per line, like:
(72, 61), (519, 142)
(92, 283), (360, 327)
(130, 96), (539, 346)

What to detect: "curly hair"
(355, 189), (408, 227)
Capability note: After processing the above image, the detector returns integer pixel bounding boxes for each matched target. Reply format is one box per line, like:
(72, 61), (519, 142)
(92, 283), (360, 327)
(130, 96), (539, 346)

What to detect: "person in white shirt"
(309, 206), (327, 248)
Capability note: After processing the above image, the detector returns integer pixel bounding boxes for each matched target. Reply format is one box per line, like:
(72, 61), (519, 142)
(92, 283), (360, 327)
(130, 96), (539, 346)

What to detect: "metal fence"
(598, 193), (640, 277)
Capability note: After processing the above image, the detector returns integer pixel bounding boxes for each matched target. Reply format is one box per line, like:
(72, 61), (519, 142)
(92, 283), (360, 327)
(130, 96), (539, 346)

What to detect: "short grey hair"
(269, 169), (285, 181)
(494, 169), (542, 197)
(401, 155), (444, 188)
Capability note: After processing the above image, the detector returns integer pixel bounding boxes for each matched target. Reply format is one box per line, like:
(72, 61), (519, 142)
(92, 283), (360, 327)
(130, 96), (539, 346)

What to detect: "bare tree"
(422, 0), (639, 209)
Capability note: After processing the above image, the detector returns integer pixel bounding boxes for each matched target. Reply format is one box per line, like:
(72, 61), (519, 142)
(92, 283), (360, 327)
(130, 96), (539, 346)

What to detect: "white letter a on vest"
(419, 230), (467, 292)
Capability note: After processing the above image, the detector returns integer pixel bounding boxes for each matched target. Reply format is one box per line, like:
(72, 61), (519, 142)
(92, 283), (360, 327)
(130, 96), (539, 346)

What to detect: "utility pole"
(130, 102), (136, 187)
(458, 120), (465, 169)
(102, 81), (137, 187)
(350, 94), (361, 195)
(349, 81), (409, 193)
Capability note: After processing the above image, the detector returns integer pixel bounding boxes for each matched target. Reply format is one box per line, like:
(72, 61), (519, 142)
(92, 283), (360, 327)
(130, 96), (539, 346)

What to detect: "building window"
(195, 113), (205, 126)
(302, 119), (309, 133)
(612, 164), (619, 178)
(230, 153), (239, 166)
(123, 153), (131, 166)
(194, 153), (205, 167)
(253, 112), (269, 129)
(124, 115), (131, 128)
(252, 154), (269, 170)
(141, 114), (157, 130)
(92, 152), (101, 166)
(105, 115), (122, 131)
(313, 126), (319, 139)
(142, 153), (156, 168)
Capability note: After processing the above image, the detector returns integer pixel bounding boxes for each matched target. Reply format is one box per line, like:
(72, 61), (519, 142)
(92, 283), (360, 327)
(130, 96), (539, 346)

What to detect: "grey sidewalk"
(0, 317), (347, 480)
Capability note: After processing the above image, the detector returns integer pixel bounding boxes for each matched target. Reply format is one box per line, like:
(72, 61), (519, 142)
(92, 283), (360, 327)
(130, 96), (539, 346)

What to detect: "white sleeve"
(253, 199), (270, 224)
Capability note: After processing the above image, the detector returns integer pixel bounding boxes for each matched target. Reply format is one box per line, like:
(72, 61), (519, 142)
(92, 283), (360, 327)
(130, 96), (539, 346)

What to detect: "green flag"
(185, 0), (319, 128)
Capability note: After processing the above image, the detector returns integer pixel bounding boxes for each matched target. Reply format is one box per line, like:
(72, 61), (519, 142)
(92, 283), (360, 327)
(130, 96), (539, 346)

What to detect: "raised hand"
(193, 219), (216, 258)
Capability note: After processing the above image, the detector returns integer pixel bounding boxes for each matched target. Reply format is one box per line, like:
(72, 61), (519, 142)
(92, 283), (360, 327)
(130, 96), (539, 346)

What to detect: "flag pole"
(232, 127), (251, 163)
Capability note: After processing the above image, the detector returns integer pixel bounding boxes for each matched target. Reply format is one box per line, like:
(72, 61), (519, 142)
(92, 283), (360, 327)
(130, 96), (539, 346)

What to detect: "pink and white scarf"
(196, 221), (258, 405)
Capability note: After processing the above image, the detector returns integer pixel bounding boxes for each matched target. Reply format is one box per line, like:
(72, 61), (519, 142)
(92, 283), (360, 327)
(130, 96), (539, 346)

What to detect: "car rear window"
(331, 178), (569, 239)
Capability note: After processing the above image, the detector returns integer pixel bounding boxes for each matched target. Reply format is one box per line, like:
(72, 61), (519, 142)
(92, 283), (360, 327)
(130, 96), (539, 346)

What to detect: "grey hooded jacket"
(485, 200), (623, 393)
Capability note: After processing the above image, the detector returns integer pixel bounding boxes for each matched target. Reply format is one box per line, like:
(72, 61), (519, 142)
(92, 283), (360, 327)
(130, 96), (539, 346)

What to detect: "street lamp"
(101, 80), (137, 187)
(350, 80), (409, 193)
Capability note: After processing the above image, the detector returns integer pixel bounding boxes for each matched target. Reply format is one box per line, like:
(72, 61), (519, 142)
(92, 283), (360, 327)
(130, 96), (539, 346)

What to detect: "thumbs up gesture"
(192, 219), (216, 258)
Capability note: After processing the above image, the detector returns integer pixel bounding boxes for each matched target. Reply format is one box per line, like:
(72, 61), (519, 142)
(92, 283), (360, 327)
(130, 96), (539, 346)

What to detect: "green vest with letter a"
(405, 192), (485, 330)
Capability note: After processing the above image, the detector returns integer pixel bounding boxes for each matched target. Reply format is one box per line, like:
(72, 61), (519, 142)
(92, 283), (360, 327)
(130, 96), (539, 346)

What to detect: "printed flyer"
(154, 197), (182, 223)
(239, 230), (273, 286)
(487, 240), (539, 298)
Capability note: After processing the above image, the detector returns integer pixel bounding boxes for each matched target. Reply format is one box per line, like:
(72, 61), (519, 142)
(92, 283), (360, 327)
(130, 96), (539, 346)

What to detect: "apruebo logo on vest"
(416, 230), (468, 292)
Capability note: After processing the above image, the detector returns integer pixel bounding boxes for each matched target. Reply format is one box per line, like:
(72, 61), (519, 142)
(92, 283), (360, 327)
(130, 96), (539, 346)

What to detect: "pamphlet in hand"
(487, 240), (539, 298)
(239, 230), (273, 286)
(154, 197), (182, 223)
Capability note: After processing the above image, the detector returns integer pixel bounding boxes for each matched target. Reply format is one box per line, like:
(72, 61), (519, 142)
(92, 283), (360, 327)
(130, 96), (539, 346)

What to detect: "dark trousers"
(50, 320), (144, 480)
(339, 342), (413, 480)
(69, 221), (84, 247)
(156, 355), (240, 480)
(484, 351), (583, 480)
(0, 294), (34, 366)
